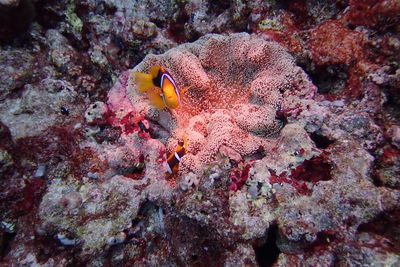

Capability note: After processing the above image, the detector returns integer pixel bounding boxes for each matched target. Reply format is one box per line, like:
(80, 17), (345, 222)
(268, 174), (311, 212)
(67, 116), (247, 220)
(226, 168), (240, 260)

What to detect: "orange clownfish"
(134, 66), (191, 109)
(166, 136), (187, 174)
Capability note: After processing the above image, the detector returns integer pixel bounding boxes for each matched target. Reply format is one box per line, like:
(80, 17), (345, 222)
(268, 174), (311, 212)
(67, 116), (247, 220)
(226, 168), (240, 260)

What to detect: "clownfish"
(275, 103), (288, 125)
(133, 66), (191, 109)
(166, 136), (187, 174)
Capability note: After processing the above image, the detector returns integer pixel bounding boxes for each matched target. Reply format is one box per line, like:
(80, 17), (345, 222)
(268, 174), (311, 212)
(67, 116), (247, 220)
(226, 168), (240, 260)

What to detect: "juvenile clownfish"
(166, 136), (187, 174)
(134, 66), (191, 109)
(275, 103), (288, 125)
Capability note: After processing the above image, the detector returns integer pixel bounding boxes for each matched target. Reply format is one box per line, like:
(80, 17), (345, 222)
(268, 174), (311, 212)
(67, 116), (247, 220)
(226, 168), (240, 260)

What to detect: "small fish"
(112, 34), (125, 53)
(166, 136), (187, 174)
(275, 103), (287, 125)
(188, 13), (195, 23)
(133, 66), (191, 109)
(60, 107), (70, 116)
(132, 162), (145, 173)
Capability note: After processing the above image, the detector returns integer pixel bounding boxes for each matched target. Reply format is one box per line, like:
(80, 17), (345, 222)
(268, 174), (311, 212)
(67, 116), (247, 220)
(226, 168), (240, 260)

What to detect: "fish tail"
(133, 72), (155, 92)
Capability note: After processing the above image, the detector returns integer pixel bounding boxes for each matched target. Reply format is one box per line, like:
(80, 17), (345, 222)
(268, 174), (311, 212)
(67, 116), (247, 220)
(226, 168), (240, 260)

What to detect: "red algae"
(256, 12), (304, 55)
(19, 178), (47, 214)
(290, 153), (333, 183)
(120, 111), (141, 134)
(267, 153), (332, 196)
(286, 0), (308, 21)
(269, 171), (311, 196)
(344, 68), (364, 99)
(357, 209), (400, 251)
(306, 19), (388, 101)
(380, 147), (400, 164)
(104, 110), (118, 125)
(229, 164), (251, 191)
(343, 0), (400, 30)
(269, 170), (311, 196)
(309, 20), (364, 66)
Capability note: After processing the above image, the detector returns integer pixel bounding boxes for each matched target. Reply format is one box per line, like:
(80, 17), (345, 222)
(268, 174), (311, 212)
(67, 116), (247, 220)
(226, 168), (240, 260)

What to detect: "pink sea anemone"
(123, 33), (317, 176)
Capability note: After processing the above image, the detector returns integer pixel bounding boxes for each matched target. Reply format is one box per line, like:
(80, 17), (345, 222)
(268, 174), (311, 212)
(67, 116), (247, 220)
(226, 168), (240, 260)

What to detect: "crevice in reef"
(310, 131), (334, 149)
(0, 0), (35, 40)
(254, 224), (281, 267)
(0, 232), (16, 260)
(357, 209), (400, 253)
(34, 0), (64, 30)
(371, 170), (383, 187)
(307, 64), (348, 95)
(382, 93), (400, 121)
(208, 0), (231, 17)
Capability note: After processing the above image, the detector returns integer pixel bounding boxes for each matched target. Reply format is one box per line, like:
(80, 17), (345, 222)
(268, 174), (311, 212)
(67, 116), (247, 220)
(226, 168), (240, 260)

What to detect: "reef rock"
(0, 78), (84, 141)
(2, 26), (399, 266)
(0, 49), (35, 101)
(38, 175), (143, 261)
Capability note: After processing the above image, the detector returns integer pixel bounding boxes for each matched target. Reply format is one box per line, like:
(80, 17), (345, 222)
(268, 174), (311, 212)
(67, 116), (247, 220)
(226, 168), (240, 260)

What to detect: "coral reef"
(0, 0), (399, 266)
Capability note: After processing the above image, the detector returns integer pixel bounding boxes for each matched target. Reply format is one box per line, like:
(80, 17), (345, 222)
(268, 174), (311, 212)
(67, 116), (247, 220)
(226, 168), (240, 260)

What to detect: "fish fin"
(166, 152), (175, 162)
(147, 88), (166, 109)
(134, 72), (154, 92)
(180, 86), (192, 99)
(172, 165), (179, 173)
(149, 66), (163, 78)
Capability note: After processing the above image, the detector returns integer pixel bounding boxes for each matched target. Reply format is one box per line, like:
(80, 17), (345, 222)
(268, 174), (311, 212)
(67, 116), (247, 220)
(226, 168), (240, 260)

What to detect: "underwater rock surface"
(0, 1), (399, 266)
